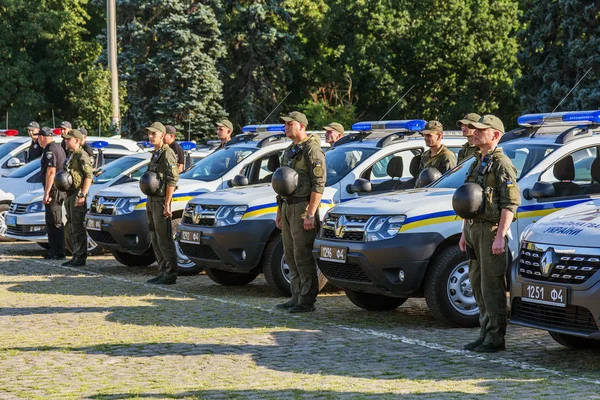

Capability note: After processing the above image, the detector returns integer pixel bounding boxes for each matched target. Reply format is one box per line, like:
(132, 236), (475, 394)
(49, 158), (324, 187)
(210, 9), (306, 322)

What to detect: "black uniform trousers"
(44, 196), (65, 258)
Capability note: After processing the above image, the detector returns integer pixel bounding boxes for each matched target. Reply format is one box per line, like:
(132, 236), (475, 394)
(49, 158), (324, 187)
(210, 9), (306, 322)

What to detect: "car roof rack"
(257, 133), (288, 148)
(555, 125), (600, 144)
(332, 132), (370, 147)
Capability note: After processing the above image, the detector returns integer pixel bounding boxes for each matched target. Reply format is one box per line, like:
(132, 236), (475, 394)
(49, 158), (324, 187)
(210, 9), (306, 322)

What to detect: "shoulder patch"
(46, 152), (52, 159)
(313, 161), (324, 178)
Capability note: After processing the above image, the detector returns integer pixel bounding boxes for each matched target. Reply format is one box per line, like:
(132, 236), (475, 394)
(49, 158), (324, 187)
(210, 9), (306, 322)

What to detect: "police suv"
(176, 120), (467, 295)
(313, 110), (600, 327)
(85, 126), (326, 275)
(511, 199), (600, 349)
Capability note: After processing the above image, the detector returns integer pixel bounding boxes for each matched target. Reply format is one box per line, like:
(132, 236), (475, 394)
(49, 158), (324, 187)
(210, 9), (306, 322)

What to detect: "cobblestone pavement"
(1, 242), (599, 399)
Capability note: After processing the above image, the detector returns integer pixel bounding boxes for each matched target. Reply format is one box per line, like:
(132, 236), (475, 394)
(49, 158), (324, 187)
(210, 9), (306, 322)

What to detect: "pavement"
(1, 242), (599, 399)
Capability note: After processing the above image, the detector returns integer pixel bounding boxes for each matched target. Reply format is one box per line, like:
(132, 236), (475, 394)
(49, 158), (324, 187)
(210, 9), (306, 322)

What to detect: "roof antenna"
(377, 85), (415, 124)
(532, 66), (592, 136)
(260, 91), (292, 126)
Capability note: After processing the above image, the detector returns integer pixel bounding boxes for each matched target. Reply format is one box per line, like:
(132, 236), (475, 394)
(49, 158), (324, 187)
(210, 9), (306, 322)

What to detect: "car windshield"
(325, 146), (379, 185)
(6, 159), (40, 178)
(93, 156), (146, 185)
(180, 146), (256, 181)
(0, 141), (22, 160)
(432, 142), (559, 189)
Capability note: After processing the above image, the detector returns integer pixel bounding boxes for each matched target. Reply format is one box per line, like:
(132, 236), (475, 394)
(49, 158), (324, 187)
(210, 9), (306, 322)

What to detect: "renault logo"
(335, 215), (346, 238)
(193, 205), (204, 224)
(540, 248), (557, 277)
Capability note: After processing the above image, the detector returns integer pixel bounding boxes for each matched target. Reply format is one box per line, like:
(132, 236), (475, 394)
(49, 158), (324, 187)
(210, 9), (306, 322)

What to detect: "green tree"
(117, 0), (226, 140)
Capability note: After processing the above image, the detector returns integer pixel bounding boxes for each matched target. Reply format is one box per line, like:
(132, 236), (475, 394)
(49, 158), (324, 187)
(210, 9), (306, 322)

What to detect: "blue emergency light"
(517, 110), (600, 127)
(179, 141), (197, 151)
(351, 120), (427, 132)
(89, 141), (109, 149)
(137, 141), (153, 148)
(241, 124), (286, 133)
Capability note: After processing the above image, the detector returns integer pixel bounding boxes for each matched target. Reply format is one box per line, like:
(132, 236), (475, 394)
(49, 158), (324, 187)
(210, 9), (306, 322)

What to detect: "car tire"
(65, 222), (104, 256)
(204, 267), (258, 286)
(424, 245), (480, 328)
(262, 234), (328, 297)
(171, 217), (202, 276)
(344, 288), (407, 311)
(549, 331), (600, 349)
(111, 249), (156, 267)
(0, 203), (12, 241)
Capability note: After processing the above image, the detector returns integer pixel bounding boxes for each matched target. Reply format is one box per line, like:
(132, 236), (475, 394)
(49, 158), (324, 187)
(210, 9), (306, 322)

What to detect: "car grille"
(6, 225), (47, 236)
(179, 242), (220, 260)
(89, 196), (120, 215)
(181, 204), (219, 227)
(512, 298), (599, 334)
(317, 260), (372, 283)
(8, 203), (27, 214)
(87, 230), (117, 244)
(320, 214), (370, 242)
(518, 244), (600, 284)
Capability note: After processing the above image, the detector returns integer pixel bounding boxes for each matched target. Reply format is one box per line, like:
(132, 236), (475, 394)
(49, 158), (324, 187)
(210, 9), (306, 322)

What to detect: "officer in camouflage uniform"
(145, 122), (180, 285)
(275, 111), (326, 313)
(456, 113), (481, 162)
(459, 115), (521, 353)
(62, 130), (94, 267)
(418, 120), (456, 175)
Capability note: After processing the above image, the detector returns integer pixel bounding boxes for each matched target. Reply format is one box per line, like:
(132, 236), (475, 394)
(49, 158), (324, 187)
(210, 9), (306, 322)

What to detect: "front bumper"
(312, 232), (444, 297)
(85, 210), (150, 254)
(177, 219), (276, 273)
(5, 212), (48, 242)
(510, 266), (600, 340)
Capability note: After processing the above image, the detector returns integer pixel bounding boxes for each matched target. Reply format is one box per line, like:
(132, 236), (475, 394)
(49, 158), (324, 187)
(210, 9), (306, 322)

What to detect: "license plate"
(6, 215), (16, 226)
(180, 230), (201, 244)
(522, 282), (568, 308)
(319, 245), (347, 263)
(86, 218), (102, 231)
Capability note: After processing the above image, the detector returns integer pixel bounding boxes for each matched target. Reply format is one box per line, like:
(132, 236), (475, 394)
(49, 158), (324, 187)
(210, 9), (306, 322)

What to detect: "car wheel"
(344, 288), (407, 311)
(0, 204), (11, 241)
(549, 331), (600, 349)
(111, 249), (156, 267)
(204, 267), (258, 286)
(424, 245), (480, 327)
(171, 218), (202, 276)
(262, 234), (328, 296)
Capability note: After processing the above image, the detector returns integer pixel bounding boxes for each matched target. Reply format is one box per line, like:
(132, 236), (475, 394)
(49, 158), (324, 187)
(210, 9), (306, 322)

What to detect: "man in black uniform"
(39, 127), (67, 260)
(26, 121), (43, 162)
(164, 125), (185, 172)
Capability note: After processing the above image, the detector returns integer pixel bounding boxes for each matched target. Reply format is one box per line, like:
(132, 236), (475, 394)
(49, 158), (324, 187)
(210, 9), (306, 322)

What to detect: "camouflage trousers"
(464, 220), (509, 346)
(280, 201), (318, 306)
(147, 197), (178, 277)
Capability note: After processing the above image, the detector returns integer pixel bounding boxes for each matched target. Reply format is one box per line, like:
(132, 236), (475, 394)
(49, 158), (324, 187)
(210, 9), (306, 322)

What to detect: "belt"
(281, 196), (309, 205)
(465, 218), (496, 225)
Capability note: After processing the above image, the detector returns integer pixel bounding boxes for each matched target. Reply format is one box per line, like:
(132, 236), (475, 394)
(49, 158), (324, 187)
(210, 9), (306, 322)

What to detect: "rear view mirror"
(347, 178), (372, 194)
(230, 174), (249, 187)
(7, 157), (22, 168)
(523, 181), (555, 200)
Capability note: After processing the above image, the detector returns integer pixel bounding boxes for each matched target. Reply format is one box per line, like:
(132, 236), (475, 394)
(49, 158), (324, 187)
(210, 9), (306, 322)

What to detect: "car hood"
(188, 184), (276, 207)
(12, 188), (45, 204)
(521, 198), (600, 247)
(95, 178), (209, 199)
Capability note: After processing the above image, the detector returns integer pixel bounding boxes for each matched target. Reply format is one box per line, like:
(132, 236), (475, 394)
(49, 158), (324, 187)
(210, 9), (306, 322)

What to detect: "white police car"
(176, 120), (467, 295)
(85, 125), (328, 275)
(313, 110), (600, 327)
(511, 199), (600, 349)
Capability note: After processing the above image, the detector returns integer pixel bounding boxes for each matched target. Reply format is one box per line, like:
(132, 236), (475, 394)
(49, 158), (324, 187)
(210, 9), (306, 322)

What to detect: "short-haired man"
(39, 127), (67, 260)
(77, 127), (95, 159)
(164, 125), (185, 172)
(26, 121), (44, 162)
(145, 122), (180, 285)
(216, 119), (234, 148)
(456, 113), (481, 162)
(61, 129), (94, 267)
(275, 111), (326, 313)
(60, 121), (72, 154)
(459, 115), (521, 353)
(418, 120), (457, 175)
(323, 122), (345, 145)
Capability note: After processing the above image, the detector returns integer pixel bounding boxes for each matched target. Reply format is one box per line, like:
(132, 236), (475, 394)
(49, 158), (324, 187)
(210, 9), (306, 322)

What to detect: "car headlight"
(114, 197), (140, 215)
(365, 215), (406, 242)
(215, 205), (247, 227)
(26, 201), (44, 213)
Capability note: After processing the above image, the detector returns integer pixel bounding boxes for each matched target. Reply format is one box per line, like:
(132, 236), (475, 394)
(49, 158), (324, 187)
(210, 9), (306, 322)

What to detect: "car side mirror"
(347, 178), (372, 194)
(7, 157), (22, 168)
(523, 181), (555, 200)
(230, 174), (249, 187)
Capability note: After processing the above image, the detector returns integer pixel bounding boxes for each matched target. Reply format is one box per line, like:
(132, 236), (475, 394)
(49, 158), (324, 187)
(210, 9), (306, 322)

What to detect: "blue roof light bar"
(241, 124), (286, 133)
(517, 110), (600, 127)
(89, 140), (109, 149)
(179, 141), (197, 151)
(351, 120), (427, 132)
(137, 141), (153, 148)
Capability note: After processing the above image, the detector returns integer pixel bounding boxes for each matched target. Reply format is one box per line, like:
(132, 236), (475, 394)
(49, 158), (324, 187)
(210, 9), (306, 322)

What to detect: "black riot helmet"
(54, 170), (73, 192)
(452, 183), (484, 219)
(272, 166), (299, 197)
(415, 167), (442, 188)
(139, 171), (161, 196)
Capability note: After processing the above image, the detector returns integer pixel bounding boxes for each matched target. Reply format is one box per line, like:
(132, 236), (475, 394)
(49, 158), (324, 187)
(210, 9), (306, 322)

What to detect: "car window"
(93, 156), (146, 185)
(6, 159), (40, 178)
(369, 149), (420, 182)
(540, 147), (597, 185)
(131, 165), (148, 180)
(0, 142), (22, 160)
(180, 146), (256, 181)
(325, 146), (379, 185)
